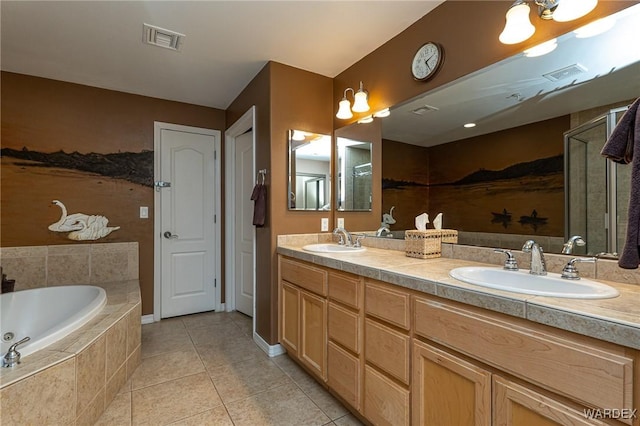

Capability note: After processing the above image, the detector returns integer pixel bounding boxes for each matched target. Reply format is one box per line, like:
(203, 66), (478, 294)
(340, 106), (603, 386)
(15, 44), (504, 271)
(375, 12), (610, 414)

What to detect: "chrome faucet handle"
(562, 235), (586, 254)
(3, 336), (30, 368)
(353, 234), (366, 248)
(561, 257), (596, 280)
(494, 249), (518, 271)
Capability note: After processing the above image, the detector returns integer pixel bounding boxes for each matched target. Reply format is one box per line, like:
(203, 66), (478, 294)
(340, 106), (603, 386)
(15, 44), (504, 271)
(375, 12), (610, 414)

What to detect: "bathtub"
(1, 285), (107, 358)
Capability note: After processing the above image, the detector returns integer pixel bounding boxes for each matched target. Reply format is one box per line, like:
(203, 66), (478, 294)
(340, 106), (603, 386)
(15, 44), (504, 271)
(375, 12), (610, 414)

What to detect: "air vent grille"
(411, 105), (440, 115)
(543, 63), (587, 82)
(143, 23), (184, 51)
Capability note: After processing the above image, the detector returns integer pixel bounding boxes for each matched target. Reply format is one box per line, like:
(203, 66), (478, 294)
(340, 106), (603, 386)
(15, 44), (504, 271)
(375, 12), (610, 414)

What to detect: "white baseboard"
(141, 314), (155, 324)
(253, 332), (286, 357)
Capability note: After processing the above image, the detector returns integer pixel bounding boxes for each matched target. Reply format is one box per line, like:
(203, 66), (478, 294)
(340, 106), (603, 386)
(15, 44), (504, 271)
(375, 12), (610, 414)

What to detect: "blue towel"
(601, 97), (640, 268)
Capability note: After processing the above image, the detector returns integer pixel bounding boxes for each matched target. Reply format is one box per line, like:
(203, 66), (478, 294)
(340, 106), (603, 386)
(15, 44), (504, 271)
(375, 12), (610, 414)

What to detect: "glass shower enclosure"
(564, 106), (630, 256)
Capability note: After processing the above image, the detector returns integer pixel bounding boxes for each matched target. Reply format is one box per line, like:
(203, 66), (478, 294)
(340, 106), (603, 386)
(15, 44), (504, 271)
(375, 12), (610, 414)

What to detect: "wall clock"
(411, 42), (444, 81)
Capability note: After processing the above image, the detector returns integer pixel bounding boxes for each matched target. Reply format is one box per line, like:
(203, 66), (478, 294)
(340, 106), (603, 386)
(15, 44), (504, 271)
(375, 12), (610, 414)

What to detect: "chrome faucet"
(562, 235), (586, 254)
(522, 240), (547, 275)
(333, 227), (352, 246)
(561, 257), (596, 280)
(375, 225), (391, 237)
(2, 336), (30, 368)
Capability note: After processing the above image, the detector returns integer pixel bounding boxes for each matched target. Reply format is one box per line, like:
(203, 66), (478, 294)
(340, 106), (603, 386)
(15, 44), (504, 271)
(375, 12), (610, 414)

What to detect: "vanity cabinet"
(363, 279), (411, 426)
(279, 257), (328, 381)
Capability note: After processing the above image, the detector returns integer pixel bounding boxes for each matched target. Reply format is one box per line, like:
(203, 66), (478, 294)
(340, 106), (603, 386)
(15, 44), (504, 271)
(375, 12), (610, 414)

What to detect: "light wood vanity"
(277, 245), (640, 426)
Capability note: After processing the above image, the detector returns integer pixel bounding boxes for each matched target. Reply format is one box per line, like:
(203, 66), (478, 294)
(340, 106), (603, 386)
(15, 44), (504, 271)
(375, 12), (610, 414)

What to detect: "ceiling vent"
(543, 63), (587, 82)
(411, 105), (440, 115)
(143, 23), (184, 51)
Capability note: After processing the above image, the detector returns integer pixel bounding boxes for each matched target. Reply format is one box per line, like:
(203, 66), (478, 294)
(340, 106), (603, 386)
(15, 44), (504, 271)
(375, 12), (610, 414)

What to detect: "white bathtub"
(1, 285), (107, 358)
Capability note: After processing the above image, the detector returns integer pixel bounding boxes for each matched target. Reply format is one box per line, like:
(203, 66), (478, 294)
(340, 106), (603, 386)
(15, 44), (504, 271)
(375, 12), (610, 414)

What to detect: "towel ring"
(257, 169), (267, 185)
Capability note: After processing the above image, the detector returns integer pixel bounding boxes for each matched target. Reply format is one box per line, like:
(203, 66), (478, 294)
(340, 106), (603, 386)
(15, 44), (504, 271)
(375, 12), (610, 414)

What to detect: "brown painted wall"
(1, 72), (225, 315)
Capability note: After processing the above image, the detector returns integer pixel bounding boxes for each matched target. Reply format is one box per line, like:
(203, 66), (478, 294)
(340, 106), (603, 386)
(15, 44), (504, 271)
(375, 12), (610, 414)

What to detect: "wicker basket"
(441, 229), (458, 244)
(405, 230), (443, 259)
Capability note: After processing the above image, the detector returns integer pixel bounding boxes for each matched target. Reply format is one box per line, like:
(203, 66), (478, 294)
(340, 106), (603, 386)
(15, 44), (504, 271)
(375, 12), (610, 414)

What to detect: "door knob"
(163, 231), (179, 239)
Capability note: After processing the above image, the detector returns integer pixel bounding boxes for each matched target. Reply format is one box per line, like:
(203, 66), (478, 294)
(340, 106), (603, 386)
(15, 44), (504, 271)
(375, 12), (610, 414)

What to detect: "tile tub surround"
(277, 236), (640, 350)
(0, 242), (139, 291)
(0, 242), (140, 424)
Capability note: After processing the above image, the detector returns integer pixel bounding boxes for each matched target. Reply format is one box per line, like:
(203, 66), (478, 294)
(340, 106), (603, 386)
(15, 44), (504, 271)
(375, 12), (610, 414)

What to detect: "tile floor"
(95, 310), (364, 425)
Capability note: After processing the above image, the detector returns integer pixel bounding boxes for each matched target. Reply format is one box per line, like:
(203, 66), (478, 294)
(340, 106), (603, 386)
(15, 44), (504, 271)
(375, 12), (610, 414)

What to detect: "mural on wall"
(48, 200), (120, 240)
(382, 116), (568, 236)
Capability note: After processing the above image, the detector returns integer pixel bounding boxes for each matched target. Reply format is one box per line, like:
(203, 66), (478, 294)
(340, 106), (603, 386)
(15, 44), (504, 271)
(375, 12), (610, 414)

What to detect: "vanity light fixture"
(357, 108), (392, 124)
(524, 38), (558, 57)
(499, 0), (598, 44)
(336, 81), (370, 119)
(574, 16), (615, 38)
(357, 116), (374, 124)
(291, 130), (306, 141)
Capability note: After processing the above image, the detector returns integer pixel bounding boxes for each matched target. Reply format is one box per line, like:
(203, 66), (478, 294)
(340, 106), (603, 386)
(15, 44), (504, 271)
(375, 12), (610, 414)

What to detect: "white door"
(159, 127), (217, 318)
(234, 131), (255, 316)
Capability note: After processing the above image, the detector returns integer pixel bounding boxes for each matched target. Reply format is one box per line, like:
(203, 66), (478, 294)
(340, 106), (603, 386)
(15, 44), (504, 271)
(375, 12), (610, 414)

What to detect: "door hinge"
(214, 214), (217, 224)
(214, 279), (217, 288)
(214, 151), (217, 160)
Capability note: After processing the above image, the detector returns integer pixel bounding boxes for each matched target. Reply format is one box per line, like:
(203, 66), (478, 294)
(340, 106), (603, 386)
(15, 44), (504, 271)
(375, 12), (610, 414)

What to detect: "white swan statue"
(48, 200), (120, 240)
(381, 206), (396, 227)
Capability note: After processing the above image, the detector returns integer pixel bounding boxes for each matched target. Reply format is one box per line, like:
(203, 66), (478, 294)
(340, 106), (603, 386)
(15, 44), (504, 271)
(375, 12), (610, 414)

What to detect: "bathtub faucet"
(2, 336), (30, 368)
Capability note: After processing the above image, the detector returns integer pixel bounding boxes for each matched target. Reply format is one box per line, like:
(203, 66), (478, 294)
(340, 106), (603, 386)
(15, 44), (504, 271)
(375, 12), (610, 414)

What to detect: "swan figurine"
(48, 200), (119, 240)
(381, 206), (396, 227)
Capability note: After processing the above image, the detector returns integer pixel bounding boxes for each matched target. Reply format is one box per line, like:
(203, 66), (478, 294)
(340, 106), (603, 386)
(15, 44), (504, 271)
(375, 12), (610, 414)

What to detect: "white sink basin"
(449, 266), (619, 299)
(302, 243), (366, 253)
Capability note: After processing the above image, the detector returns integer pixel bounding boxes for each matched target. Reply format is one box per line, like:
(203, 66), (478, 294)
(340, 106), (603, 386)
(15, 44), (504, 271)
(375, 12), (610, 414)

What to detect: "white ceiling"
(1, 0), (444, 109)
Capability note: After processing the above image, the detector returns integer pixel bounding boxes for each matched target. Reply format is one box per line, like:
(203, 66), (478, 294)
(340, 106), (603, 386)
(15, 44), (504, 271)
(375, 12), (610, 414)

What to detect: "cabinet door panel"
(493, 376), (607, 426)
(328, 271), (361, 309)
(364, 365), (410, 426)
(365, 280), (410, 330)
(365, 319), (410, 384)
(413, 339), (491, 426)
(281, 282), (299, 354)
(300, 290), (327, 381)
(328, 341), (361, 411)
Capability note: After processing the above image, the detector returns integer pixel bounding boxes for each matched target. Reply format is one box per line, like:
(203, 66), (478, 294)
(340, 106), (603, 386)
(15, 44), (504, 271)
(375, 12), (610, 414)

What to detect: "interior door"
(160, 128), (217, 318)
(234, 131), (254, 316)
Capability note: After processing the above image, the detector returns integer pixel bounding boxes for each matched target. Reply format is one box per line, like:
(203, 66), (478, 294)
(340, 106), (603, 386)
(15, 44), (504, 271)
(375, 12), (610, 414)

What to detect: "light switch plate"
(337, 217), (345, 228)
(321, 218), (329, 232)
(140, 206), (149, 219)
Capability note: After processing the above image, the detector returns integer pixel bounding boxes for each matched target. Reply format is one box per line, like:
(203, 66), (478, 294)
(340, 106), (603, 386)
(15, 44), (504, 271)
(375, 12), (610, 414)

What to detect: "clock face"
(412, 42), (443, 81)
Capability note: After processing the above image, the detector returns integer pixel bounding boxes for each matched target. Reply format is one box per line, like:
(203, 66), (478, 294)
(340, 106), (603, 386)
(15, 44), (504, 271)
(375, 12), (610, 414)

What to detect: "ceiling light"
(336, 81), (370, 119)
(358, 116), (374, 124)
(374, 108), (391, 118)
(574, 16), (615, 38)
(464, 123), (476, 128)
(499, 0), (598, 44)
(292, 130), (306, 141)
(524, 38), (558, 57)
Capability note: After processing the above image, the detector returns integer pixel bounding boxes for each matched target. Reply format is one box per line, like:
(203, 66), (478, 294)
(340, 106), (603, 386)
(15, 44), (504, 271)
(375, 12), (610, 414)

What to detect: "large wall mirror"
(288, 129), (331, 211)
(378, 4), (640, 256)
(335, 127), (373, 211)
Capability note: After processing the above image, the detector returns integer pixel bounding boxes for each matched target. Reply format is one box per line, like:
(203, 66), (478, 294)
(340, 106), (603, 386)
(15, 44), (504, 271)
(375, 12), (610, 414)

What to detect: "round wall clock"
(411, 42), (444, 81)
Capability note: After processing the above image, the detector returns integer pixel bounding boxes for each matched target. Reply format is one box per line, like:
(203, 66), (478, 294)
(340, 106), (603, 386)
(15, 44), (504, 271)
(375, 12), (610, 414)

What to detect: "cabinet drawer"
(365, 280), (410, 330)
(328, 302), (360, 354)
(328, 341), (361, 411)
(281, 257), (327, 296)
(328, 271), (361, 309)
(414, 296), (634, 413)
(364, 364), (410, 426)
(365, 318), (410, 385)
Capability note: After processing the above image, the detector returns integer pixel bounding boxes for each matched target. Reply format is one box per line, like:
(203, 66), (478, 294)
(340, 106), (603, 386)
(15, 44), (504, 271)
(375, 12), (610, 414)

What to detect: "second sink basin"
(449, 266), (619, 299)
(302, 243), (366, 253)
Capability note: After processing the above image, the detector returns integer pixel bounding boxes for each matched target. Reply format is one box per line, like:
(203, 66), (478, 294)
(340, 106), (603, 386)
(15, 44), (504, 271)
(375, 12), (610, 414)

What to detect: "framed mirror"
(377, 4), (640, 256)
(288, 129), (331, 211)
(335, 131), (372, 212)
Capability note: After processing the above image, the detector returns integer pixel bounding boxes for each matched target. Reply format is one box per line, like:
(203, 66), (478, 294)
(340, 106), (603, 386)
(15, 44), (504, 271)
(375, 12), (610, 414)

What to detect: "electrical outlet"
(337, 217), (345, 228)
(140, 206), (149, 219)
(321, 218), (329, 232)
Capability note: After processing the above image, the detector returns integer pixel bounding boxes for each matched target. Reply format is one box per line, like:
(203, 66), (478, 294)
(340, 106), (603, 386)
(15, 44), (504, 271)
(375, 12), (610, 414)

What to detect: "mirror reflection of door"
(288, 130), (331, 211)
(336, 137), (372, 211)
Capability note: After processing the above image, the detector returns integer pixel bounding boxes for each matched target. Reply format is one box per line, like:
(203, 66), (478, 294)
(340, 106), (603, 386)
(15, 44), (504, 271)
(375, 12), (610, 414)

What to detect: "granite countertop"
(277, 244), (640, 350)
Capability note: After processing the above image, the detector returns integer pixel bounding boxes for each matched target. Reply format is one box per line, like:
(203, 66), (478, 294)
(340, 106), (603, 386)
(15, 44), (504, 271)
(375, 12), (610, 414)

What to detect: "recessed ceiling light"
(143, 23), (185, 51)
(464, 123), (476, 128)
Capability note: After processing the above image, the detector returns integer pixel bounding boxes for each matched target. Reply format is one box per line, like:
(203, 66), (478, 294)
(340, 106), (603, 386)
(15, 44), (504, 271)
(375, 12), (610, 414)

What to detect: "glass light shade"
(291, 130), (306, 141)
(524, 38), (558, 57)
(352, 90), (370, 113)
(552, 0), (598, 22)
(574, 17), (614, 38)
(357, 115), (374, 124)
(499, 2), (535, 44)
(374, 108), (390, 118)
(336, 98), (353, 119)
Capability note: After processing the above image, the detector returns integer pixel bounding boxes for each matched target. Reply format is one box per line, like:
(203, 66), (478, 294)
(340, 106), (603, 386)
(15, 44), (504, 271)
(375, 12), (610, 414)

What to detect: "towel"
(601, 97), (640, 268)
(251, 183), (267, 227)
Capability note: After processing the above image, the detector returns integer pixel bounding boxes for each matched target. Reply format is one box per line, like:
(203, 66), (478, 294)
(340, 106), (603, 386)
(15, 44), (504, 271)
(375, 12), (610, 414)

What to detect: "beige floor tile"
(300, 378), (349, 420)
(225, 382), (331, 426)
(229, 312), (253, 335)
(132, 373), (222, 425)
(273, 353), (316, 384)
(182, 311), (234, 330)
(167, 406), (234, 426)
(141, 327), (193, 359)
(196, 337), (268, 371)
(131, 347), (204, 390)
(141, 317), (186, 336)
(95, 392), (131, 426)
(187, 322), (245, 346)
(334, 413), (366, 426)
(208, 356), (293, 404)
